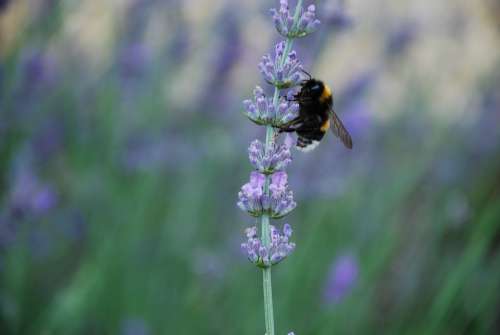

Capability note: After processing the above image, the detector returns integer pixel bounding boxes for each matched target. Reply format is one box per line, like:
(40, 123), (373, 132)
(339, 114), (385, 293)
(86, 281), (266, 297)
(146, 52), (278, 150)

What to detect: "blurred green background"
(1, 0), (500, 334)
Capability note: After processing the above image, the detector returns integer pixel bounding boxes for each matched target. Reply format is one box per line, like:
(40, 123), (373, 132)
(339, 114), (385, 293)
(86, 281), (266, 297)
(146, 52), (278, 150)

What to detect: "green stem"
(261, 127), (275, 335)
(260, 2), (302, 334)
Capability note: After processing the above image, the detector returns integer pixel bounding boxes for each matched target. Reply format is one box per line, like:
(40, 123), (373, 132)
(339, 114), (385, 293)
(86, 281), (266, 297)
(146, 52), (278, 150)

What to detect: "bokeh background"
(1, 0), (500, 334)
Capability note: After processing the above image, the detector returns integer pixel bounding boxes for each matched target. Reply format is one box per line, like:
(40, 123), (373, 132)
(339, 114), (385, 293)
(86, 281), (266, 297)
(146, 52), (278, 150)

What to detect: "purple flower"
(385, 23), (417, 56)
(32, 118), (65, 160)
(259, 41), (304, 88)
(237, 172), (266, 216)
(341, 100), (373, 140)
(323, 254), (359, 304)
(243, 86), (299, 126)
(168, 24), (190, 62)
(339, 70), (378, 108)
(297, 5), (320, 32)
(268, 172), (296, 218)
(248, 139), (292, 174)
(323, 0), (354, 31)
(213, 6), (242, 78)
(119, 42), (150, 79)
(9, 168), (58, 216)
(19, 49), (57, 94)
(271, 1), (320, 38)
(31, 185), (58, 214)
(241, 224), (296, 267)
(238, 171), (296, 218)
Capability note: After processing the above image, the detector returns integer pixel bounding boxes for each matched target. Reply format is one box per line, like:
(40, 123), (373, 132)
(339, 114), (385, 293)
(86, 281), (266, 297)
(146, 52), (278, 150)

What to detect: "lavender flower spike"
(271, 0), (320, 38)
(248, 139), (292, 174)
(241, 224), (295, 268)
(237, 1), (321, 334)
(237, 171), (266, 217)
(268, 171), (296, 218)
(238, 171), (296, 218)
(259, 41), (304, 89)
(243, 86), (298, 126)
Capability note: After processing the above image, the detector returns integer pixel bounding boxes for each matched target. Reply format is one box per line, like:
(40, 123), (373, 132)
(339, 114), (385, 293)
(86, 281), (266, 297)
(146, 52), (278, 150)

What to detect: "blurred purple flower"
(9, 168), (58, 216)
(322, 0), (353, 31)
(23, 50), (52, 82)
(197, 5), (241, 117)
(124, 0), (152, 32)
(168, 23), (190, 62)
(19, 50), (57, 94)
(341, 100), (373, 139)
(119, 42), (150, 79)
(122, 134), (168, 172)
(32, 119), (65, 160)
(121, 132), (200, 173)
(338, 70), (378, 108)
(385, 23), (417, 56)
(323, 253), (359, 304)
(121, 318), (150, 335)
(325, 71), (378, 141)
(214, 6), (242, 78)
(31, 185), (58, 214)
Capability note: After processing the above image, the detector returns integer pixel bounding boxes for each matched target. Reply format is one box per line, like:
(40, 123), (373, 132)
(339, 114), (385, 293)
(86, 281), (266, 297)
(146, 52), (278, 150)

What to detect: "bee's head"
(302, 79), (326, 98)
(300, 78), (332, 104)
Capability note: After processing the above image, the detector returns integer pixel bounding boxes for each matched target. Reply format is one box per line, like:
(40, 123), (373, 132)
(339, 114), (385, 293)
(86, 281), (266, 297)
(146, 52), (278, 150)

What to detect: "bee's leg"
(284, 116), (302, 126)
(274, 124), (298, 133)
(283, 119), (325, 134)
(276, 117), (302, 133)
(280, 94), (298, 102)
(278, 127), (297, 133)
(278, 124), (303, 133)
(300, 68), (312, 80)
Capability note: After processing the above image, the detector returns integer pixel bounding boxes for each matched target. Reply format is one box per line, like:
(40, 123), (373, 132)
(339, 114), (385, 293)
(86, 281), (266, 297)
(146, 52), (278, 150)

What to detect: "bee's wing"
(330, 110), (353, 149)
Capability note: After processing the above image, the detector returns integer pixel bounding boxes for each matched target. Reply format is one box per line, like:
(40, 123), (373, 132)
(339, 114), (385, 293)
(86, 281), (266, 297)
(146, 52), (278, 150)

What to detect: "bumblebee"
(279, 71), (353, 151)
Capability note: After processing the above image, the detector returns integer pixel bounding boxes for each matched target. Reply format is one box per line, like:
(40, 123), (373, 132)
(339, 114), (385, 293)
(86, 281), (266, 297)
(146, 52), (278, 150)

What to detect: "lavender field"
(1, 0), (500, 334)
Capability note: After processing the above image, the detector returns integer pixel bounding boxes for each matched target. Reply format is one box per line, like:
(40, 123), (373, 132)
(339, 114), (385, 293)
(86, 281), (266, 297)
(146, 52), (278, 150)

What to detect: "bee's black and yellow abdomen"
(296, 130), (325, 151)
(319, 84), (332, 105)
